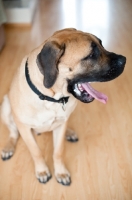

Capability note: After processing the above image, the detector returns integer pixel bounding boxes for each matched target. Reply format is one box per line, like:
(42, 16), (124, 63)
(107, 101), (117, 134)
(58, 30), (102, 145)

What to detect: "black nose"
(117, 55), (126, 66)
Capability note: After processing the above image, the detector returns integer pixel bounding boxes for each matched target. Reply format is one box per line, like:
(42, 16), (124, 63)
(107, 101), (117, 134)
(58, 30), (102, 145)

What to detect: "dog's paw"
(55, 165), (71, 186)
(56, 173), (71, 186)
(66, 128), (78, 142)
(36, 170), (52, 184)
(1, 144), (15, 161)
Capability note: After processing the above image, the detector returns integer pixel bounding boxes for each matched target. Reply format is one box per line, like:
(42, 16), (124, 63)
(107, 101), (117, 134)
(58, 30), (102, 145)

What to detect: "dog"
(0, 28), (126, 186)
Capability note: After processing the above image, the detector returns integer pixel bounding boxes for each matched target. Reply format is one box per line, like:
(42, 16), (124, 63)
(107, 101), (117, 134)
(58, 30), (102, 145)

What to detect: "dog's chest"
(28, 97), (77, 133)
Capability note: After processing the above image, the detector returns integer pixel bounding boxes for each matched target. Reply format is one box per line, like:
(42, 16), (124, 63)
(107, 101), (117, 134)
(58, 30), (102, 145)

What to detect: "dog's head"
(36, 28), (126, 104)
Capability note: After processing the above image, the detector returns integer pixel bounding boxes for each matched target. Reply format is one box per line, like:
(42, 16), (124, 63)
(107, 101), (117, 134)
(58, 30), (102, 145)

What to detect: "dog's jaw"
(81, 82), (108, 104)
(68, 81), (108, 104)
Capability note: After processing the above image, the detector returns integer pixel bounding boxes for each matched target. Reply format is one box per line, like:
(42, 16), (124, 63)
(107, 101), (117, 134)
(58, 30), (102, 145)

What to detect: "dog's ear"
(36, 41), (65, 88)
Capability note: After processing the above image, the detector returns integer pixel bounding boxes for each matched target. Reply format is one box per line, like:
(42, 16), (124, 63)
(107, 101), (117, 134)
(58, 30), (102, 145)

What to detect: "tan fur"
(0, 28), (108, 185)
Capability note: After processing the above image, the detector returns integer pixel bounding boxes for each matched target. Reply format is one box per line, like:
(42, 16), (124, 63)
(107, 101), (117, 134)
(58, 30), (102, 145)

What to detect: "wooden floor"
(0, 0), (132, 199)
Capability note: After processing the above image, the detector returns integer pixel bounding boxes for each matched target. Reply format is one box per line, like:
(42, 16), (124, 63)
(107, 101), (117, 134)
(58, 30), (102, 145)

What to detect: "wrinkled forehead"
(49, 29), (99, 58)
(52, 29), (98, 44)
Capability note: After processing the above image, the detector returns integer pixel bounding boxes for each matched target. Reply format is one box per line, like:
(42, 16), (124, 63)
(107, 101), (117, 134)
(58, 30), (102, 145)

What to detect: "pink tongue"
(82, 83), (108, 104)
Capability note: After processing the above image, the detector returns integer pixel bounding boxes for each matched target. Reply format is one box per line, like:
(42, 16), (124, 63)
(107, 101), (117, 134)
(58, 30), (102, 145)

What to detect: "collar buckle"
(60, 97), (65, 105)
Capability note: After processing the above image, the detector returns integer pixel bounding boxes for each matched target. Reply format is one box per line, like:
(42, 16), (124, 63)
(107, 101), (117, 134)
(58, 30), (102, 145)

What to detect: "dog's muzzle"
(67, 53), (126, 104)
(99, 53), (126, 82)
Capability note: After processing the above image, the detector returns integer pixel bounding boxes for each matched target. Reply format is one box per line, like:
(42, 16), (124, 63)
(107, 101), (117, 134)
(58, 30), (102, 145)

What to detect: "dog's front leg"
(53, 121), (71, 186)
(14, 117), (51, 184)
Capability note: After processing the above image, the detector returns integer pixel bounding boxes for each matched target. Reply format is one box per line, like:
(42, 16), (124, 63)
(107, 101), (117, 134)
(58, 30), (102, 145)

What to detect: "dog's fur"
(0, 28), (126, 185)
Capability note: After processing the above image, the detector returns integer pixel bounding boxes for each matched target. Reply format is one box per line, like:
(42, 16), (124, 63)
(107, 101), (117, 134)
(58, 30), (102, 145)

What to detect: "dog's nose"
(117, 55), (126, 66)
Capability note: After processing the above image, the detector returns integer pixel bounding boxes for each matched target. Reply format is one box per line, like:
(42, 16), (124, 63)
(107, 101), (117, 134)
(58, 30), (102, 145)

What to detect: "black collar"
(25, 60), (69, 105)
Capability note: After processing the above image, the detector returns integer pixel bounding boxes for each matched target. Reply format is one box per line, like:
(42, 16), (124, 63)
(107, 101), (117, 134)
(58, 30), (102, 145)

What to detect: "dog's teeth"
(74, 88), (81, 96)
(77, 83), (83, 92)
(74, 84), (81, 96)
(75, 84), (78, 89)
(79, 88), (82, 92)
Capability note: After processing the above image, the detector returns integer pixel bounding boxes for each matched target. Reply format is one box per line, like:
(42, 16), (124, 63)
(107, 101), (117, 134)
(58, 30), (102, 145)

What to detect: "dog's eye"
(83, 42), (100, 61)
(89, 52), (94, 58)
(83, 51), (95, 60)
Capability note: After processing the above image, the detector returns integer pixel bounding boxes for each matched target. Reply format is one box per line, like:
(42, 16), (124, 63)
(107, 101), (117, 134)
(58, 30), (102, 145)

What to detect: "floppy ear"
(36, 41), (65, 88)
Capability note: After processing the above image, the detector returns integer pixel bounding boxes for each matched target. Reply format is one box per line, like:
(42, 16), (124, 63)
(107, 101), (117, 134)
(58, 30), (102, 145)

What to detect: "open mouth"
(73, 82), (108, 104)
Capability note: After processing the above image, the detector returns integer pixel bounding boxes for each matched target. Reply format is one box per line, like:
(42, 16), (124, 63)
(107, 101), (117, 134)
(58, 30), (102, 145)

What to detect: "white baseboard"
(5, 0), (37, 24)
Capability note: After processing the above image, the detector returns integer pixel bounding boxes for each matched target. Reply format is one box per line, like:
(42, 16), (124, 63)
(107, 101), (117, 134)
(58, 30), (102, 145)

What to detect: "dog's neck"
(27, 53), (71, 99)
(25, 59), (70, 105)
